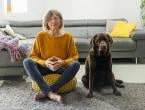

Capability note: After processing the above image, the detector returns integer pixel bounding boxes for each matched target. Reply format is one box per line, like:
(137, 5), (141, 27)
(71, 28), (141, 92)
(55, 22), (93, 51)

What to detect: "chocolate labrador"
(82, 33), (125, 98)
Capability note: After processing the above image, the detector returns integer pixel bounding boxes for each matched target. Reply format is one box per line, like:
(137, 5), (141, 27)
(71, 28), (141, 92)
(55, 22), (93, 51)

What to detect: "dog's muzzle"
(99, 43), (107, 52)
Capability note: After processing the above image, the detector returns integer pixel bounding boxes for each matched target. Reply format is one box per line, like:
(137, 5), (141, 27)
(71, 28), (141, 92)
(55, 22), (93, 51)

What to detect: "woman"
(23, 9), (80, 104)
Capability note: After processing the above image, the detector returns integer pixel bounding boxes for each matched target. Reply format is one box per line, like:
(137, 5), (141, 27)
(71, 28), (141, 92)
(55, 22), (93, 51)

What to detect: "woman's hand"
(53, 57), (64, 71)
(45, 56), (64, 71)
(45, 57), (55, 71)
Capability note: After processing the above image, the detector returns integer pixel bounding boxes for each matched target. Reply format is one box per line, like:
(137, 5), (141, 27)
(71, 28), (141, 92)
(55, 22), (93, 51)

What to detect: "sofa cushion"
(9, 20), (42, 27)
(111, 38), (136, 52)
(64, 20), (87, 27)
(14, 34), (26, 40)
(87, 27), (106, 38)
(12, 27), (42, 38)
(0, 20), (10, 28)
(64, 27), (87, 38)
(19, 38), (35, 45)
(75, 38), (90, 52)
(87, 20), (106, 26)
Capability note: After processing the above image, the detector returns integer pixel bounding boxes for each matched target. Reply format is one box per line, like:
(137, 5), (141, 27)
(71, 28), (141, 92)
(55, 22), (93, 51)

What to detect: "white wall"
(113, 0), (142, 28)
(0, 0), (142, 28)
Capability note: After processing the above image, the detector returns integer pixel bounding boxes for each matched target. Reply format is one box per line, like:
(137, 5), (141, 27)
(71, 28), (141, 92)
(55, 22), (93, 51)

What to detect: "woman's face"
(48, 14), (61, 30)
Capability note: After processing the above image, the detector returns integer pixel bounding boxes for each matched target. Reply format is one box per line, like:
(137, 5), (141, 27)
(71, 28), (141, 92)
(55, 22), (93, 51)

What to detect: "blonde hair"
(42, 9), (64, 30)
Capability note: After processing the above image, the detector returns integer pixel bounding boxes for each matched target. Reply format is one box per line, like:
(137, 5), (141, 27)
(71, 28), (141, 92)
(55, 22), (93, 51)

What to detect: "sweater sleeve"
(29, 33), (45, 66)
(63, 34), (79, 65)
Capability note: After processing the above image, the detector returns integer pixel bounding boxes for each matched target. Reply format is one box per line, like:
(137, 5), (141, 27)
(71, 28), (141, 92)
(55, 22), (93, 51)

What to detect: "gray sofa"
(0, 19), (145, 77)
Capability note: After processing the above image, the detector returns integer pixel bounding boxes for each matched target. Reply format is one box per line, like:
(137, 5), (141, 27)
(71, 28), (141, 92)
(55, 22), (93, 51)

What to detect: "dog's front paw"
(116, 83), (125, 88)
(119, 84), (125, 88)
(87, 93), (94, 98)
(113, 90), (121, 96)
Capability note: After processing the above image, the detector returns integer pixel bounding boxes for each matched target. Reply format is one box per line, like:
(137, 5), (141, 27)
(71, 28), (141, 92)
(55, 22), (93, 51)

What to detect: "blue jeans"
(23, 58), (80, 95)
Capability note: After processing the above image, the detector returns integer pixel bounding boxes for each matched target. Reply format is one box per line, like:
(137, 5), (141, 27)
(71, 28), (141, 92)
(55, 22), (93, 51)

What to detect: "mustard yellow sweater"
(30, 31), (79, 66)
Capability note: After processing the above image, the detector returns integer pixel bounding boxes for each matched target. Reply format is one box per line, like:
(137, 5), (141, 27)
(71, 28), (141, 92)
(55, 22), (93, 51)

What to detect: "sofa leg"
(135, 58), (138, 64)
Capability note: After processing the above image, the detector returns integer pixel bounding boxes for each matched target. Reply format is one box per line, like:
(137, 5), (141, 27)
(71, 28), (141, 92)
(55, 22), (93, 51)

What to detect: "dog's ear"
(106, 34), (113, 45)
(90, 34), (97, 47)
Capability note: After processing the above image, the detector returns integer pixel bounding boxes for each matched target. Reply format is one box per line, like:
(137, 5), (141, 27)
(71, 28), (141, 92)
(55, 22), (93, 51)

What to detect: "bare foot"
(47, 92), (64, 104)
(33, 92), (46, 101)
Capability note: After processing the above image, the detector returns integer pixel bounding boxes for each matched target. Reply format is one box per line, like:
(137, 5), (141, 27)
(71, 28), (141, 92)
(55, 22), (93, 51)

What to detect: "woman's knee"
(23, 58), (35, 67)
(69, 61), (80, 70)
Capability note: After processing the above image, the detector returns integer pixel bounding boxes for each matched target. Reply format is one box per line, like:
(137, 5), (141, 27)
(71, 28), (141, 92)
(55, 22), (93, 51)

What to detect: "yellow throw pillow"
(110, 21), (136, 38)
(32, 74), (77, 93)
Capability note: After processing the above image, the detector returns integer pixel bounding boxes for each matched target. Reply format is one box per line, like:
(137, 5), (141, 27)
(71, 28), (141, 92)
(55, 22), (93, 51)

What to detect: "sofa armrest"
(130, 29), (145, 40)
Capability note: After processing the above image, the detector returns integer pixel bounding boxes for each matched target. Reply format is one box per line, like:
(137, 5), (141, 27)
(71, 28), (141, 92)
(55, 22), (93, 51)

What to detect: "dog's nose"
(102, 44), (106, 48)
(100, 43), (106, 49)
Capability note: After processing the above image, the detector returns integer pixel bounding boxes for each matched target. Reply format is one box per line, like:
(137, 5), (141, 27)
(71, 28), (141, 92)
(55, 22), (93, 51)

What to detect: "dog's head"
(90, 33), (113, 56)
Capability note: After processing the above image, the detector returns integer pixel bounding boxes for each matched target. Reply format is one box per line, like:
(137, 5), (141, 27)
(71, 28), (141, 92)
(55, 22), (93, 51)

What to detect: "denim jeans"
(23, 58), (80, 95)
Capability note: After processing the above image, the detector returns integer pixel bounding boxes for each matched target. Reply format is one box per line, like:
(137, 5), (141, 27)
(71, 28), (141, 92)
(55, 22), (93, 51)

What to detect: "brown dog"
(82, 33), (124, 98)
